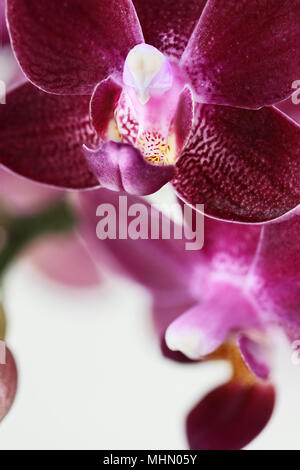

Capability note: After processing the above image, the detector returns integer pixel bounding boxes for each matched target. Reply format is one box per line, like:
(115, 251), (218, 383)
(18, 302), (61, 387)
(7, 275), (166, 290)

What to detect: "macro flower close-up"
(0, 0), (300, 456)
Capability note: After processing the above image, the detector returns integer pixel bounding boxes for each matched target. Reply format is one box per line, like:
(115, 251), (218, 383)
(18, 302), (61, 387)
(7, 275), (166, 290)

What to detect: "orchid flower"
(78, 188), (300, 449)
(0, 0), (299, 222)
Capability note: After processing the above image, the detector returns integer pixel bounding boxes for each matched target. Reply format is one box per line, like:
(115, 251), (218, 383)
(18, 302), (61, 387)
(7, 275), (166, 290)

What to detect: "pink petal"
(186, 381), (275, 450)
(173, 104), (300, 223)
(181, 0), (300, 108)
(7, 0), (143, 94)
(0, 82), (100, 188)
(132, 0), (207, 59)
(83, 142), (175, 195)
(78, 188), (193, 301)
(251, 212), (300, 340)
(166, 283), (260, 360)
(0, 167), (62, 213)
(0, 346), (17, 422)
(30, 233), (101, 288)
(238, 334), (271, 380)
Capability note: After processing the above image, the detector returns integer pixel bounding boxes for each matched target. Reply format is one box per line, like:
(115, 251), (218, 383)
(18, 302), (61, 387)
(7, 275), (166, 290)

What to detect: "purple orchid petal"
(0, 346), (17, 422)
(132, 0), (207, 60)
(78, 188), (194, 302)
(7, 0), (143, 94)
(0, 0), (9, 45)
(276, 98), (300, 125)
(238, 334), (271, 381)
(90, 78), (122, 138)
(173, 104), (300, 223)
(251, 213), (300, 341)
(166, 283), (260, 360)
(172, 86), (194, 157)
(30, 233), (101, 288)
(181, 0), (300, 109)
(186, 381), (275, 450)
(0, 82), (100, 188)
(83, 141), (175, 195)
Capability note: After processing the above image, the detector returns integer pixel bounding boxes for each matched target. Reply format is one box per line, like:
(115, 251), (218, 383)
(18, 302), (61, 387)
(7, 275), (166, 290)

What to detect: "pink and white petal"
(166, 283), (260, 360)
(132, 0), (207, 60)
(83, 142), (175, 195)
(182, 0), (300, 109)
(7, 0), (143, 95)
(237, 334), (271, 381)
(0, 82), (100, 188)
(173, 104), (300, 223)
(251, 213), (300, 339)
(90, 78), (122, 138)
(0, 346), (17, 422)
(78, 188), (194, 301)
(186, 381), (275, 450)
(30, 233), (101, 288)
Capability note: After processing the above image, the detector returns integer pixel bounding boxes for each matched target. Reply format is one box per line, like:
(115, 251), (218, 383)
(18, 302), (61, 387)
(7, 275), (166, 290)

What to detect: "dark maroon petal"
(238, 335), (270, 380)
(0, 0), (9, 45)
(83, 141), (175, 195)
(251, 212), (300, 340)
(7, 0), (143, 94)
(0, 82), (100, 188)
(132, 0), (207, 59)
(0, 346), (17, 422)
(186, 382), (275, 450)
(90, 78), (122, 138)
(181, 0), (300, 108)
(173, 104), (300, 223)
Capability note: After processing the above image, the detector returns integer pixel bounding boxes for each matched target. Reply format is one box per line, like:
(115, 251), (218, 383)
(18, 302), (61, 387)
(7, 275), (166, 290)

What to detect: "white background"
(0, 257), (300, 450)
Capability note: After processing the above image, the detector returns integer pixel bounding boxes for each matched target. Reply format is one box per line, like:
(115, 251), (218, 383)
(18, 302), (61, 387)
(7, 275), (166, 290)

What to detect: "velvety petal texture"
(7, 0), (143, 94)
(83, 142), (175, 195)
(173, 104), (300, 223)
(0, 346), (17, 422)
(182, 0), (300, 108)
(186, 382), (275, 450)
(90, 77), (122, 138)
(132, 0), (207, 59)
(0, 83), (100, 188)
(0, 0), (9, 45)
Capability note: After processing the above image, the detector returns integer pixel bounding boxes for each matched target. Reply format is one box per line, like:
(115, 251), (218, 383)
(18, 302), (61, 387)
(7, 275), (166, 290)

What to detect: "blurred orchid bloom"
(0, 0), (299, 222)
(78, 188), (300, 449)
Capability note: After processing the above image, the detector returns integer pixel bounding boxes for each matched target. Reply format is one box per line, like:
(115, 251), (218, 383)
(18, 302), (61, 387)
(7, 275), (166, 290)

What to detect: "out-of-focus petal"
(132, 0), (207, 60)
(0, 167), (61, 213)
(0, 82), (100, 188)
(30, 233), (101, 288)
(0, 346), (17, 422)
(181, 0), (300, 109)
(78, 188), (194, 302)
(83, 142), (175, 195)
(166, 283), (260, 360)
(7, 0), (143, 94)
(238, 334), (271, 380)
(173, 104), (300, 223)
(186, 381), (275, 450)
(251, 212), (300, 340)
